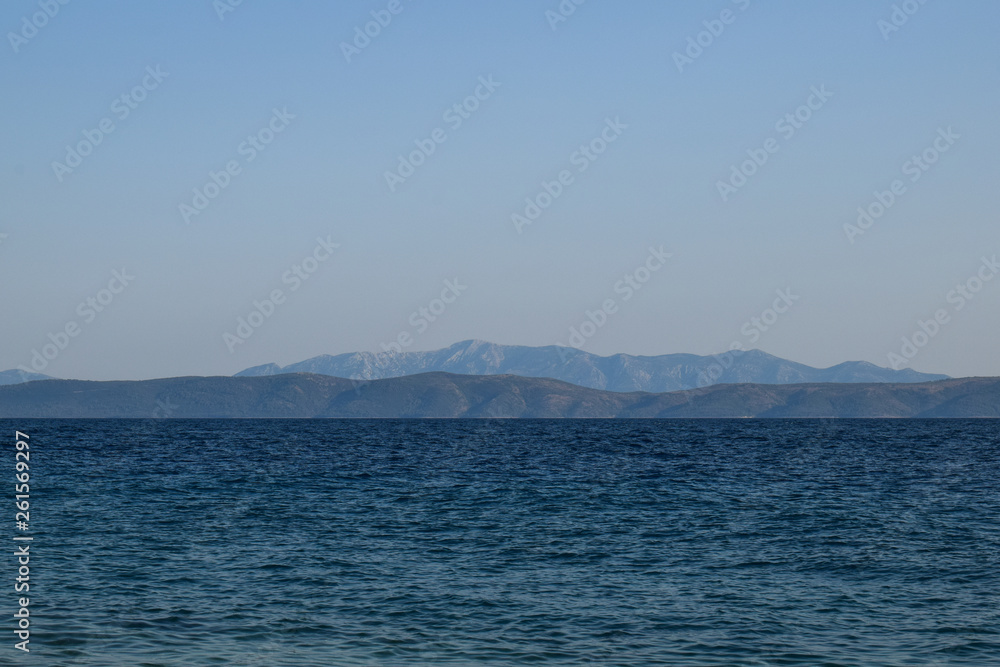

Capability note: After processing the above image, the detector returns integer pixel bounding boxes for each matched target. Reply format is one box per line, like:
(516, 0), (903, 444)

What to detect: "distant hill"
(236, 340), (948, 391)
(1, 373), (996, 419)
(0, 370), (53, 386)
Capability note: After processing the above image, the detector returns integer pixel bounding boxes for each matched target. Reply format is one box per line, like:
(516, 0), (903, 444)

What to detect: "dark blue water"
(5, 419), (999, 665)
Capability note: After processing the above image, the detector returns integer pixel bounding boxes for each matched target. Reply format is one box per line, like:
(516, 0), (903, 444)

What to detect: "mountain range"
(1, 373), (996, 419)
(235, 340), (947, 392)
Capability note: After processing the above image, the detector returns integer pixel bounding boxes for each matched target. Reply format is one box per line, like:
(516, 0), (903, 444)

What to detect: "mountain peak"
(0, 369), (56, 385)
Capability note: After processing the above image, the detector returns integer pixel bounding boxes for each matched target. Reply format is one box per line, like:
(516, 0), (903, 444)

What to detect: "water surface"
(7, 419), (999, 665)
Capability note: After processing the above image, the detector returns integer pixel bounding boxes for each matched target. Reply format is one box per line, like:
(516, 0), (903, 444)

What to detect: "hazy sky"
(2, 0), (998, 381)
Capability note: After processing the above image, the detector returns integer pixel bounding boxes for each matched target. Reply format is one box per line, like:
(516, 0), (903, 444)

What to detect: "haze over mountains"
(1, 373), (996, 419)
(236, 340), (947, 392)
(0, 370), (52, 386)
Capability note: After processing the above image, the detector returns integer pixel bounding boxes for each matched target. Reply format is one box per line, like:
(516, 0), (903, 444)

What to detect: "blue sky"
(2, 0), (998, 380)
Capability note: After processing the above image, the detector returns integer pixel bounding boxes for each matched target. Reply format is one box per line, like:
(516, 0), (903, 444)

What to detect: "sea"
(4, 419), (999, 666)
